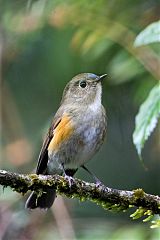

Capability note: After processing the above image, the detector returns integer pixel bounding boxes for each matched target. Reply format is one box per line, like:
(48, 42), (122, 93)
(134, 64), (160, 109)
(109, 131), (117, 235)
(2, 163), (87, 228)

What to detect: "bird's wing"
(36, 113), (74, 174)
(36, 117), (61, 174)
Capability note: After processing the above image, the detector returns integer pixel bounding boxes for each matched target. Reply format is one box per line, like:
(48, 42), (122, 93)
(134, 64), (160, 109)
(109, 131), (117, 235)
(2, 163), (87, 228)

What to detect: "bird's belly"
(76, 125), (103, 164)
(47, 112), (106, 173)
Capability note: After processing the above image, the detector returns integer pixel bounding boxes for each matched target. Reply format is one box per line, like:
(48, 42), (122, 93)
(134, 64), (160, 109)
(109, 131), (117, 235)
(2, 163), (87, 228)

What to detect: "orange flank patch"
(48, 114), (74, 152)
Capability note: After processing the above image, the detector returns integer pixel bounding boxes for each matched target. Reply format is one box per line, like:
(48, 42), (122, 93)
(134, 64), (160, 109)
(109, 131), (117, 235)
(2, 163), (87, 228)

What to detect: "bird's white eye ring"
(79, 80), (87, 88)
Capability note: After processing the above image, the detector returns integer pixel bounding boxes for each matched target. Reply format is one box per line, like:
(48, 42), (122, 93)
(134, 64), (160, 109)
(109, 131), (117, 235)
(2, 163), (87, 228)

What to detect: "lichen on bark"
(0, 169), (160, 227)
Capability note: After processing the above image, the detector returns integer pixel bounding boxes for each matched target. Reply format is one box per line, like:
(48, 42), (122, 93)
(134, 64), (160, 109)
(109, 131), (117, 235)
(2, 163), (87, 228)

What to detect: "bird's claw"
(64, 175), (73, 188)
(95, 179), (104, 188)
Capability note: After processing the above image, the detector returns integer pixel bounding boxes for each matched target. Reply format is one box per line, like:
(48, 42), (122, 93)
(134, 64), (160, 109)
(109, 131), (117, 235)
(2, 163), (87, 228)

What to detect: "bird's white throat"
(89, 84), (102, 112)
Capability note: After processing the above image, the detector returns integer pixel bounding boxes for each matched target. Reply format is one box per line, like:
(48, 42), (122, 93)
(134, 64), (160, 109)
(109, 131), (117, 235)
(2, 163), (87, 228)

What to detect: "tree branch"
(0, 169), (160, 220)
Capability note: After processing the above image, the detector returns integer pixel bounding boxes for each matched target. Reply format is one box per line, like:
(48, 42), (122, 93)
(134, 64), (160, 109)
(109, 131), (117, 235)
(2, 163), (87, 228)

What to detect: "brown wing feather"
(36, 118), (61, 174)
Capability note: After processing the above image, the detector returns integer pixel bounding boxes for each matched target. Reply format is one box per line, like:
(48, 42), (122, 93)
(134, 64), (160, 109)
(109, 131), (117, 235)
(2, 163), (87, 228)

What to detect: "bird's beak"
(99, 74), (107, 81)
(95, 74), (107, 82)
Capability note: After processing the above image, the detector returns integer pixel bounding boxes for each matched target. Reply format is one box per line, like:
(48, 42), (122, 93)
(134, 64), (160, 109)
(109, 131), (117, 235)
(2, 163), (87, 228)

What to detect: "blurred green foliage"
(133, 21), (160, 159)
(1, 0), (160, 239)
(134, 20), (160, 46)
(133, 82), (160, 158)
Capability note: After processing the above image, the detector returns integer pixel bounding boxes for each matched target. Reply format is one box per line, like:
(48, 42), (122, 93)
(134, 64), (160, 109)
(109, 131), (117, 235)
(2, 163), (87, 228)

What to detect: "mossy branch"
(0, 169), (160, 224)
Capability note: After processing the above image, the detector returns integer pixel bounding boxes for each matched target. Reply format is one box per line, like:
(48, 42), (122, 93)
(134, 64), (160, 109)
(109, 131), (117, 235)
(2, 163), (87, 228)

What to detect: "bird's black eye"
(79, 80), (87, 88)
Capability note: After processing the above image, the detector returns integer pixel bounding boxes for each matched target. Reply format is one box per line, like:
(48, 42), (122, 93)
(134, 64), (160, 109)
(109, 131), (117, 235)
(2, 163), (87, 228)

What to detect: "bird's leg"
(81, 165), (104, 187)
(61, 164), (75, 188)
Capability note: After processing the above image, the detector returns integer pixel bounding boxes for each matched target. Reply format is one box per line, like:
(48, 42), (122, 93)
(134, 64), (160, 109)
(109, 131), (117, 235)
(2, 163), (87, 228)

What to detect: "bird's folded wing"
(36, 114), (73, 174)
(36, 117), (61, 174)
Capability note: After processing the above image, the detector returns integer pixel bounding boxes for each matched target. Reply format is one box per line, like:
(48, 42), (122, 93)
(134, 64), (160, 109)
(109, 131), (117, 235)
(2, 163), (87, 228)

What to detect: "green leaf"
(130, 208), (145, 220)
(133, 83), (160, 157)
(134, 20), (160, 46)
(151, 219), (160, 228)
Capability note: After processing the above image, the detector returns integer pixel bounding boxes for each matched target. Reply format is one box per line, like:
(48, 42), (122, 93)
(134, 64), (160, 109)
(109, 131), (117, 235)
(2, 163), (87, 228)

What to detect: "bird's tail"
(25, 188), (56, 209)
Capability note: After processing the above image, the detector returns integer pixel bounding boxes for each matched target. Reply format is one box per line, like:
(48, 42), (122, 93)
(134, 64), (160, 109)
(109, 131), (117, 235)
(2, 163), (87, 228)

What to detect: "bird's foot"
(64, 174), (74, 188)
(95, 178), (104, 188)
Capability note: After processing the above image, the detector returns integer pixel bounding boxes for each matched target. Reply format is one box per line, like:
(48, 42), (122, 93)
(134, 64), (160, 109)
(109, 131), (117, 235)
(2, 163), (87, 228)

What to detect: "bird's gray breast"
(47, 106), (106, 172)
(75, 106), (106, 165)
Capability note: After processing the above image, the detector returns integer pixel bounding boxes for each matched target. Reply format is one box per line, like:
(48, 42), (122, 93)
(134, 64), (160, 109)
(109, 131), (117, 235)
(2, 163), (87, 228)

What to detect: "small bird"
(25, 73), (107, 209)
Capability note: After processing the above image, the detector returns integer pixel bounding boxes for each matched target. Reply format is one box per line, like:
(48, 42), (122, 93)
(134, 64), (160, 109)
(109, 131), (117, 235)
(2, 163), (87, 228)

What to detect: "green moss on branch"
(0, 169), (160, 224)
